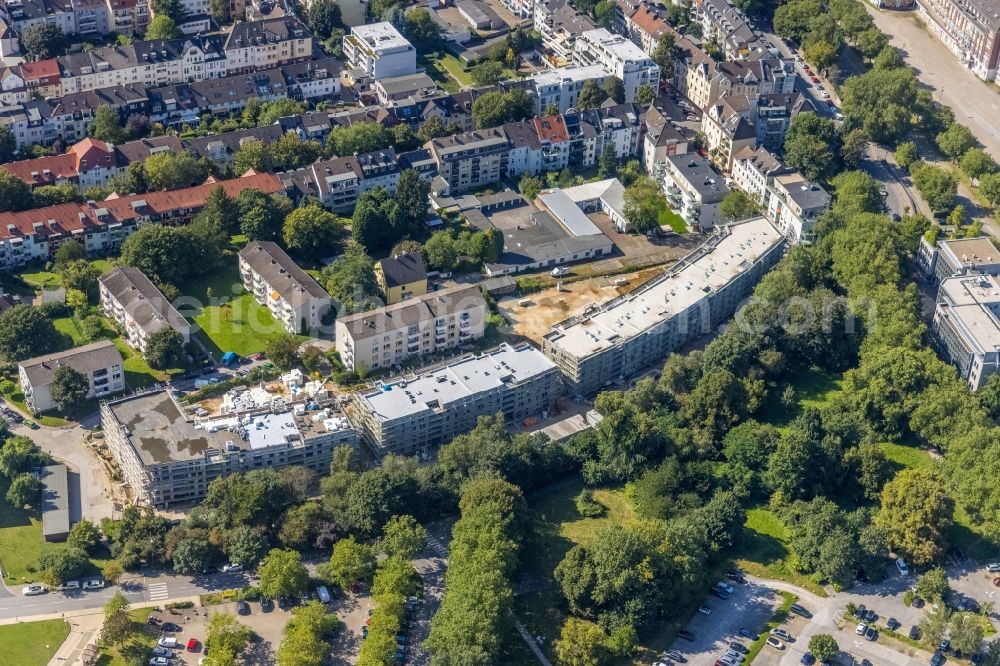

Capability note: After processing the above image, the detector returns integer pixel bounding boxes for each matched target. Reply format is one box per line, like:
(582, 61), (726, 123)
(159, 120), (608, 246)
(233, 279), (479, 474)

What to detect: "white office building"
(573, 28), (660, 102)
(343, 22), (417, 80)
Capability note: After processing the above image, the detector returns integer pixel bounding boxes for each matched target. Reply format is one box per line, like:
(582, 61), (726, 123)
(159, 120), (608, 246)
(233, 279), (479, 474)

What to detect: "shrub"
(575, 489), (605, 517)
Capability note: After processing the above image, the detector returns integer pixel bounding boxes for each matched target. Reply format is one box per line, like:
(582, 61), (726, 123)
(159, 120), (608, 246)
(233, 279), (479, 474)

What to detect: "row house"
(4, 137), (120, 190)
(642, 105), (689, 170)
(0, 172), (284, 269)
(224, 15), (312, 75)
(149, 68), (289, 128)
(682, 56), (795, 111)
(534, 0), (596, 62)
(0, 0), (147, 39)
(105, 0), (147, 36)
(19, 59), (61, 97)
(0, 65), (27, 105)
(573, 28), (660, 102)
(280, 148), (401, 212)
(701, 92), (810, 168)
(695, 0), (768, 59)
(621, 0), (674, 55)
(731, 145), (830, 243)
(47, 84), (149, 143)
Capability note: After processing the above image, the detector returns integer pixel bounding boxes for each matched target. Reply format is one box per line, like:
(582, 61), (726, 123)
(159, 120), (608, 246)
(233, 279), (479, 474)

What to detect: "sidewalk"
(46, 613), (102, 666)
(0, 595), (201, 627)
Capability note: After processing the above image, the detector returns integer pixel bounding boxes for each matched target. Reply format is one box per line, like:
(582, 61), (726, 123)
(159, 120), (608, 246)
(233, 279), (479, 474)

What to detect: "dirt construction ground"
(498, 266), (667, 343)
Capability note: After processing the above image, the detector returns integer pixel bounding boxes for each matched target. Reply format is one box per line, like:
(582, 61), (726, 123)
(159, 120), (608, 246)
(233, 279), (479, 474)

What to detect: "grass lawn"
(733, 507), (827, 597)
(659, 208), (688, 234)
(0, 477), (44, 584)
(880, 442), (934, 473)
(434, 54), (474, 87)
(758, 368), (843, 428)
(96, 608), (158, 666)
(0, 619), (70, 666)
(19, 266), (62, 290)
(183, 265), (307, 358)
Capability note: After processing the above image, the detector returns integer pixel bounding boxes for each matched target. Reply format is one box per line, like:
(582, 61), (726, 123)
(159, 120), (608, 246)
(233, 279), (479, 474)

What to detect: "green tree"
(257, 99), (307, 126)
(0, 305), (61, 362)
(235, 189), (288, 243)
(324, 536), (376, 589)
(980, 171), (1000, 207)
(651, 34), (676, 78)
(471, 89), (533, 129)
(0, 125), (16, 163)
(48, 366), (89, 413)
(264, 333), (300, 368)
(876, 468), (954, 566)
(59, 260), (102, 297)
(910, 162), (958, 214)
(269, 133), (321, 171)
(404, 8), (441, 52)
(960, 148), (996, 179)
(143, 327), (184, 370)
(277, 602), (338, 666)
(172, 538), (213, 574)
(143, 151), (207, 191)
(774, 0), (823, 41)
(720, 191), (760, 221)
(840, 66), (922, 144)
(920, 603), (951, 646)
(0, 436), (48, 478)
(233, 139), (273, 174)
(395, 168), (430, 229)
(602, 77), (625, 104)
(53, 241), (86, 269)
(322, 245), (377, 314)
(33, 182), (82, 207)
(895, 141), (919, 171)
(598, 145), (616, 178)
(554, 618), (609, 666)
(915, 567), (949, 601)
(197, 186), (240, 235)
(783, 113), (842, 182)
(224, 526), (267, 567)
(519, 174), (543, 200)
(38, 545), (89, 585)
(0, 169), (35, 212)
(204, 613), (252, 662)
(804, 39), (838, 71)
(6, 472), (42, 508)
(283, 204), (341, 262)
(854, 27), (888, 59)
(577, 80), (606, 109)
(830, 170), (884, 215)
(472, 60), (506, 87)
(118, 224), (189, 286)
(89, 106), (127, 144)
(278, 502), (323, 550)
(936, 123), (978, 161)
(634, 84), (655, 105)
(21, 23), (66, 60)
(306, 0), (342, 38)
(259, 548), (309, 600)
(330, 122), (391, 156)
(145, 14), (181, 39)
(351, 186), (404, 253)
(417, 115), (450, 142)
(808, 634), (839, 662)
(623, 177), (666, 234)
(68, 519), (101, 554)
(380, 515), (428, 560)
(950, 612), (985, 657)
(100, 592), (133, 647)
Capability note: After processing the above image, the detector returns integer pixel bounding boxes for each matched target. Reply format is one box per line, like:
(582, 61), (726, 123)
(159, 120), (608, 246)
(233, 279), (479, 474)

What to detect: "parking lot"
(665, 580), (782, 666)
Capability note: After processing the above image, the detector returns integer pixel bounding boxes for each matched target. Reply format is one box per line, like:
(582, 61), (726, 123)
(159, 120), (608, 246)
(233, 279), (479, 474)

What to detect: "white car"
(716, 581), (734, 594)
(149, 658), (170, 666)
(157, 637), (178, 649)
(221, 563), (242, 573)
(698, 605), (711, 615)
(22, 584), (47, 596)
(834, 112), (844, 121)
(896, 558), (910, 576)
(820, 91), (830, 98)
(83, 579), (105, 590)
(856, 623), (868, 635)
(766, 636), (784, 650)
(551, 266), (570, 278)
(57, 580), (80, 591)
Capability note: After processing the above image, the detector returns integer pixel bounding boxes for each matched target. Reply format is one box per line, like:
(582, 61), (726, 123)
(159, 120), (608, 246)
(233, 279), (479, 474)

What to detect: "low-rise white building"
(343, 22), (417, 80)
(238, 241), (332, 335)
(99, 266), (190, 352)
(19, 340), (125, 413)
(662, 153), (731, 231)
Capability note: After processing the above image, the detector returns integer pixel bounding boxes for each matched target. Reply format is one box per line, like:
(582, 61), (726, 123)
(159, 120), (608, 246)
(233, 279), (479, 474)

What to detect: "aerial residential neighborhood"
(3, 0), (1000, 663)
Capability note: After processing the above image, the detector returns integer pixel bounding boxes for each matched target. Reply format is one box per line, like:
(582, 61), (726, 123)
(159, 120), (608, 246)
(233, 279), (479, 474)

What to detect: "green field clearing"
(0, 477), (45, 583)
(184, 266), (306, 358)
(0, 619), (70, 666)
(734, 507), (827, 597)
(758, 369), (843, 428)
(659, 208), (687, 234)
(96, 608), (157, 666)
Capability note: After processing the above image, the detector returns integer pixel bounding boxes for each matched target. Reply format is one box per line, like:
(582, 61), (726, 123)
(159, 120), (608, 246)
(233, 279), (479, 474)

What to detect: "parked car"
(236, 601), (250, 615)
(22, 584), (47, 596)
(716, 581), (734, 594)
(151, 647), (172, 657)
(260, 597), (274, 612)
(149, 658), (171, 666)
(551, 266), (571, 278)
(941, 639), (951, 652)
(252, 353), (266, 361)
(221, 563), (242, 573)
(912, 596), (925, 608)
(720, 655), (739, 666)
(864, 627), (877, 641)
(698, 605), (711, 615)
(739, 628), (758, 640)
(316, 586), (332, 604)
(801, 654), (816, 665)
(931, 650), (945, 666)
(728, 642), (748, 654)
(157, 637), (179, 649)
(678, 630), (695, 641)
(83, 579), (105, 590)
(810, 76), (820, 83)
(985, 562), (1000, 572)
(186, 638), (199, 652)
(57, 580), (80, 591)
(789, 603), (811, 618)
(854, 604), (866, 619)
(887, 617), (900, 631)
(864, 609), (877, 623)
(770, 628), (792, 641)
(909, 626), (921, 640)
(24, 419), (37, 429)
(664, 649), (686, 661)
(726, 571), (746, 584)
(161, 623), (182, 633)
(710, 587), (730, 600)
(856, 623), (868, 636)
(724, 649), (745, 663)
(766, 637), (785, 650)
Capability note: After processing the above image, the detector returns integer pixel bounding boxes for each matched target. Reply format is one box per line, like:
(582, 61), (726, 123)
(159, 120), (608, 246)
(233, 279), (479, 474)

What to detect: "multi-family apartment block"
(238, 241), (332, 335)
(542, 218), (785, 395)
(932, 273), (1000, 389)
(918, 0), (1000, 81)
(375, 251), (427, 305)
(661, 153), (732, 230)
(343, 22), (417, 80)
(279, 147), (401, 212)
(573, 28), (660, 102)
(917, 235), (1000, 284)
(527, 64), (608, 114)
(534, 0), (597, 60)
(426, 127), (509, 195)
(695, 0), (768, 59)
(0, 172), (284, 269)
(335, 284), (488, 372)
(19, 340), (125, 412)
(99, 266), (191, 352)
(101, 388), (357, 507)
(641, 105), (689, 169)
(351, 342), (562, 457)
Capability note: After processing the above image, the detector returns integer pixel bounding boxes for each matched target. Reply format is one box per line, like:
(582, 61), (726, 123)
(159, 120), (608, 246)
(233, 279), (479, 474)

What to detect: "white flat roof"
(939, 274), (1000, 355)
(547, 218), (780, 359)
(530, 63), (607, 86)
(245, 412), (299, 450)
(538, 189), (603, 237)
(580, 28), (650, 61)
(350, 21), (412, 50)
(359, 344), (556, 422)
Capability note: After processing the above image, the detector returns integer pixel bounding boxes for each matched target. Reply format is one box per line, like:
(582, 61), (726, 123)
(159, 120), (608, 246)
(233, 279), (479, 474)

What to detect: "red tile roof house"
(3, 138), (121, 190)
(18, 59), (61, 97)
(0, 171), (284, 269)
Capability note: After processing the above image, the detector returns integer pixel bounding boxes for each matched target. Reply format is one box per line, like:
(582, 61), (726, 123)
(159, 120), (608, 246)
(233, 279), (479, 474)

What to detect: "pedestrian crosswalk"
(147, 582), (169, 601)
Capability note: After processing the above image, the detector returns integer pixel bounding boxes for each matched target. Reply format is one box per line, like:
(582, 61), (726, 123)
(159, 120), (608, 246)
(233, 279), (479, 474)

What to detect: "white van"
(551, 266), (570, 278)
(896, 558), (910, 576)
(316, 586), (331, 603)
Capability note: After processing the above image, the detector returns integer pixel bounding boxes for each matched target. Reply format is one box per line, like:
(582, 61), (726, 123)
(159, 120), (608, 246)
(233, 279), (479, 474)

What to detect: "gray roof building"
(40, 464), (70, 542)
(238, 241), (329, 310)
(19, 340), (124, 389)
